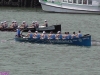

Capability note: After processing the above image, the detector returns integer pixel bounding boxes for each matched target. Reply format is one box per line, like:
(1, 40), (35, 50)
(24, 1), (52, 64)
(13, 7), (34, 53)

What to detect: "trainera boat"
(0, 24), (61, 33)
(15, 34), (91, 46)
(39, 0), (100, 14)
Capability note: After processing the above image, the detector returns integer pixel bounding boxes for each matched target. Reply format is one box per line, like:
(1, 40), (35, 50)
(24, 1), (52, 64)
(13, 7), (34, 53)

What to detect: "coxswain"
(16, 26), (21, 37)
(43, 20), (48, 27)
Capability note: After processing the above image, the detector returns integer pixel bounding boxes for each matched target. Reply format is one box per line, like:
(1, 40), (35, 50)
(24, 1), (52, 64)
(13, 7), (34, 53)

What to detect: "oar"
(7, 38), (14, 41)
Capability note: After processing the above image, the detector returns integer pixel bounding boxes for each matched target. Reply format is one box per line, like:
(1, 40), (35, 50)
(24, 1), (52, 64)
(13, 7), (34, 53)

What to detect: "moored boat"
(39, 0), (100, 14)
(0, 24), (61, 33)
(15, 34), (91, 46)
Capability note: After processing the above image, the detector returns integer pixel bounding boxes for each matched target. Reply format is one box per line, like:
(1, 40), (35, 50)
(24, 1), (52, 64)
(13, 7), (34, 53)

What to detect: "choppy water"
(0, 7), (100, 75)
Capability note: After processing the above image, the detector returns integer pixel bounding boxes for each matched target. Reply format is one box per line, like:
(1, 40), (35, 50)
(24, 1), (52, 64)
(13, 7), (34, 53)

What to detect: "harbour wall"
(0, 0), (41, 7)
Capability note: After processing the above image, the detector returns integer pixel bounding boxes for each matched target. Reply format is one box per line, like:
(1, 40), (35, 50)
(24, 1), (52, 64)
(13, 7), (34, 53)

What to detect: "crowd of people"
(0, 20), (48, 29)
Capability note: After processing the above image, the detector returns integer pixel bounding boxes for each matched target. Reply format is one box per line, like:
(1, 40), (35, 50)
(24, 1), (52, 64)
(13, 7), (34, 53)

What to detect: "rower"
(33, 31), (40, 39)
(77, 31), (82, 38)
(21, 21), (28, 28)
(0, 22), (4, 29)
(31, 21), (35, 28)
(27, 30), (33, 39)
(43, 20), (48, 27)
(14, 21), (18, 29)
(3, 21), (8, 28)
(41, 31), (48, 39)
(48, 31), (55, 39)
(9, 21), (14, 28)
(56, 31), (62, 39)
(63, 32), (69, 39)
(71, 32), (77, 39)
(35, 21), (39, 28)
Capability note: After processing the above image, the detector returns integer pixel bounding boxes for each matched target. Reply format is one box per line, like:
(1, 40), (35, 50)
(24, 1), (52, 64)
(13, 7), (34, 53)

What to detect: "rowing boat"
(15, 34), (91, 46)
(0, 24), (61, 33)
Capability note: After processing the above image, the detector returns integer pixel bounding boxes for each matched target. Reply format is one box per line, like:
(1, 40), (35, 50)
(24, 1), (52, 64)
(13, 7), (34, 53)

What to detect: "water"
(0, 7), (100, 75)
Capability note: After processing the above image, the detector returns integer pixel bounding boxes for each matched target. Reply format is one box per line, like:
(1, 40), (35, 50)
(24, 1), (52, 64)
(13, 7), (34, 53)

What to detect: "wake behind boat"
(39, 0), (100, 14)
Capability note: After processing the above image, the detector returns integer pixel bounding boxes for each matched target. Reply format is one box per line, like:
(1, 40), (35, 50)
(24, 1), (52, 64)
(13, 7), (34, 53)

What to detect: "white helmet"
(1, 22), (3, 24)
(35, 31), (38, 33)
(43, 31), (45, 34)
(4, 21), (6, 23)
(44, 20), (47, 22)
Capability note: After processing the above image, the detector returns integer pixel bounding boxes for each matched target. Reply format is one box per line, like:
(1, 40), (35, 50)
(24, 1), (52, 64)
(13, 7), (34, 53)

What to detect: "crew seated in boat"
(77, 31), (82, 38)
(26, 30), (33, 38)
(71, 32), (77, 39)
(3, 21), (8, 28)
(0, 22), (4, 29)
(30, 21), (35, 28)
(63, 32), (68, 39)
(55, 31), (62, 39)
(63, 32), (71, 39)
(33, 31), (41, 39)
(9, 21), (15, 28)
(35, 21), (39, 28)
(43, 20), (48, 27)
(48, 31), (55, 39)
(14, 21), (18, 29)
(40, 31), (48, 39)
(20, 21), (28, 28)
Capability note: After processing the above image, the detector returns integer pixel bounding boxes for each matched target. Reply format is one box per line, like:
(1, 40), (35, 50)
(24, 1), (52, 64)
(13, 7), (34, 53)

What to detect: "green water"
(0, 7), (100, 75)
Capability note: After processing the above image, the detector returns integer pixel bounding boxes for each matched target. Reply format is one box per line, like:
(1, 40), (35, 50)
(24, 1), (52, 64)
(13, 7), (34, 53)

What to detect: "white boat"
(39, 0), (100, 14)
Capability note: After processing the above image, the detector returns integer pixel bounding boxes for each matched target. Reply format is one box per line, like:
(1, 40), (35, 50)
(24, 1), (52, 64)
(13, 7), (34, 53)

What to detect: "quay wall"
(0, 0), (41, 7)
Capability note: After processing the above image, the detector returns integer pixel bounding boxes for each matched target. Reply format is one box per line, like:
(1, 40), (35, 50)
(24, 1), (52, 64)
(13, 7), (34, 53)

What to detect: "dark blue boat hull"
(15, 34), (91, 46)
